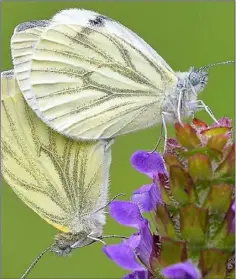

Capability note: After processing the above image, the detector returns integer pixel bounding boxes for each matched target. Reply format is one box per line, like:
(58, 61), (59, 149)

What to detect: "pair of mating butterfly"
(2, 8), (233, 278)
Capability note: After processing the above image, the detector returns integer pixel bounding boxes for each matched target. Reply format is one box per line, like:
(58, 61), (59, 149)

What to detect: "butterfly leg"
(149, 122), (164, 153)
(101, 235), (128, 240)
(87, 234), (128, 246)
(151, 112), (169, 153)
(150, 112), (169, 153)
(177, 89), (184, 125)
(87, 233), (106, 245)
(191, 100), (219, 124)
(161, 112), (168, 152)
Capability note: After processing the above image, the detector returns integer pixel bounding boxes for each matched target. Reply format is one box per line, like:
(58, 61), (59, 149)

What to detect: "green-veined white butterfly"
(1, 70), (118, 278)
(10, 9), (234, 147)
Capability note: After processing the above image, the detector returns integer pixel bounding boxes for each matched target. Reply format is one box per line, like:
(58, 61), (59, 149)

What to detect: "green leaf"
(227, 268), (235, 279)
(203, 184), (233, 214)
(155, 204), (176, 238)
(201, 126), (231, 137)
(188, 154), (212, 181)
(180, 205), (208, 245)
(169, 165), (195, 205)
(210, 207), (235, 252)
(164, 153), (183, 168)
(207, 134), (229, 151)
(215, 144), (235, 177)
(180, 146), (222, 161)
(174, 123), (201, 149)
(199, 248), (231, 279)
(157, 237), (187, 268)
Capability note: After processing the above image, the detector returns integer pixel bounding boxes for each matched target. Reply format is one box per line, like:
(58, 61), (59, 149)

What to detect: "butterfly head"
(163, 68), (209, 121)
(168, 61), (234, 120)
(188, 67), (208, 95)
(52, 231), (98, 256)
(187, 60), (234, 95)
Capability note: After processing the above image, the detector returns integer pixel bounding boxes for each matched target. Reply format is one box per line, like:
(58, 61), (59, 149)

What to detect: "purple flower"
(232, 203), (235, 212)
(134, 221), (153, 267)
(103, 202), (153, 273)
(130, 151), (165, 212)
(131, 183), (162, 212)
(109, 201), (145, 229)
(130, 151), (165, 179)
(161, 261), (201, 279)
(231, 203), (235, 232)
(103, 220), (152, 272)
(103, 239), (144, 271)
(123, 270), (149, 279)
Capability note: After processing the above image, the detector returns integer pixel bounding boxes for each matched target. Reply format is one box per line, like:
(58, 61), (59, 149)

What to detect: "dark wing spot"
(15, 20), (50, 33)
(88, 15), (108, 27)
(2, 70), (14, 78)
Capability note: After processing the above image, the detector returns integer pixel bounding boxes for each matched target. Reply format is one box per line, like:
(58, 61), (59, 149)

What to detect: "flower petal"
(232, 203), (235, 212)
(161, 261), (201, 279)
(103, 243), (145, 271)
(123, 270), (149, 279)
(231, 203), (235, 232)
(130, 150), (165, 178)
(109, 201), (145, 228)
(131, 183), (162, 212)
(192, 118), (208, 129)
(125, 233), (142, 250)
(211, 117), (232, 128)
(135, 221), (153, 266)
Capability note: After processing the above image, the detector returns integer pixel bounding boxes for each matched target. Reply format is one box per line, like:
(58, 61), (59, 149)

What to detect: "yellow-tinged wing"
(1, 70), (112, 233)
(11, 9), (177, 141)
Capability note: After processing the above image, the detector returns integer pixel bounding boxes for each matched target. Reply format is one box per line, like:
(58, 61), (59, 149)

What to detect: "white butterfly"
(10, 9), (233, 146)
(1, 70), (117, 278)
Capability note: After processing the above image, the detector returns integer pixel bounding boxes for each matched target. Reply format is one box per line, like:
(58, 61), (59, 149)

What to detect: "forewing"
(29, 21), (177, 140)
(10, 20), (50, 111)
(1, 71), (112, 232)
(52, 9), (174, 72)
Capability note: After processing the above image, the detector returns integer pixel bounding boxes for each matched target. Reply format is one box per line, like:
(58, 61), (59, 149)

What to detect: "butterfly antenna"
(20, 244), (54, 279)
(197, 60), (234, 72)
(92, 192), (125, 214)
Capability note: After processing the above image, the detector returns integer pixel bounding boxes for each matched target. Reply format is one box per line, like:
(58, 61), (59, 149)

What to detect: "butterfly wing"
(52, 9), (174, 73)
(10, 20), (50, 111)
(1, 70), (112, 233)
(12, 9), (177, 140)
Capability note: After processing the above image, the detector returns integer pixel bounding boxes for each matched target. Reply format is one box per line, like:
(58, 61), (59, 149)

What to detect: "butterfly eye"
(189, 72), (200, 87)
(200, 75), (208, 84)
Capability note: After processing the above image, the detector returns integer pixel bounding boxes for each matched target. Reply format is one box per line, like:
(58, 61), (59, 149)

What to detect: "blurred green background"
(1, 1), (234, 278)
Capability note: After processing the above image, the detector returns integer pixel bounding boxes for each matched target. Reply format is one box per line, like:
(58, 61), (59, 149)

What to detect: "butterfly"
(10, 9), (233, 146)
(1, 69), (115, 278)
